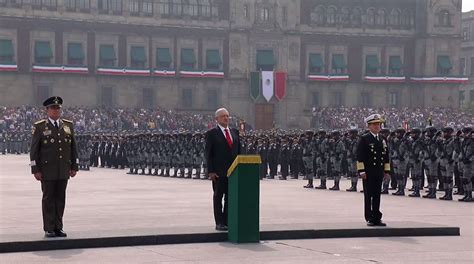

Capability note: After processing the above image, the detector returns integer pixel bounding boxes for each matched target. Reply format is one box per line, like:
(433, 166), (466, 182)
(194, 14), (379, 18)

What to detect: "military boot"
(458, 192), (469, 202)
(408, 186), (420, 197)
(329, 180), (340, 191)
(423, 188), (436, 199)
(315, 179), (327, 189)
(303, 179), (313, 188)
(346, 181), (357, 192)
(453, 188), (464, 196)
(439, 190), (453, 200)
(193, 169), (201, 179)
(187, 168), (193, 178)
(462, 192), (474, 202)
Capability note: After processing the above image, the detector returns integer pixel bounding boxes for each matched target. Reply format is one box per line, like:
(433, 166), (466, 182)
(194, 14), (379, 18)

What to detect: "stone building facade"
(461, 10), (474, 108)
(0, 0), (467, 129)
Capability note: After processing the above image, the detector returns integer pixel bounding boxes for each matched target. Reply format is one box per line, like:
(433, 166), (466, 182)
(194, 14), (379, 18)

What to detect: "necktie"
(224, 128), (233, 148)
(54, 121), (58, 129)
(375, 135), (379, 141)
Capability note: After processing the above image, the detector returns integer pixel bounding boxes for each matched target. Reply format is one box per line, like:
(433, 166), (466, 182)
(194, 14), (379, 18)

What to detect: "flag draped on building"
(261, 71), (274, 102)
(274, 71), (286, 101)
(249, 71), (260, 101)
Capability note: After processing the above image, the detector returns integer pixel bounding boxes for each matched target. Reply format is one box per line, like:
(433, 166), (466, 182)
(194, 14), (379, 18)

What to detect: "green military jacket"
(30, 118), (79, 180)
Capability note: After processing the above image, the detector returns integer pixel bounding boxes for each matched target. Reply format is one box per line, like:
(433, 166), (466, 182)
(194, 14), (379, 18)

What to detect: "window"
(351, 8), (362, 26)
(437, 55), (452, 75)
(361, 92), (371, 107)
(130, 0), (140, 14)
(256, 50), (274, 71)
(130, 46), (146, 68)
(182, 88), (193, 108)
(438, 10), (451, 27)
(34, 41), (53, 64)
(32, 0), (41, 9)
(463, 28), (470, 41)
(143, 88), (154, 108)
(67, 42), (85, 65)
(183, 0), (198, 16)
(388, 56), (403, 76)
(170, 0), (182, 15)
(331, 54), (346, 74)
(460, 58), (466, 76)
(200, 0), (210, 17)
(459, 90), (465, 107)
(340, 7), (350, 25)
(470, 90), (474, 103)
(365, 55), (379, 75)
(99, 44), (116, 67)
(143, 1), (153, 15)
(376, 9), (386, 25)
(210, 1), (218, 17)
(207, 89), (218, 110)
(390, 9), (401, 26)
(308, 53), (323, 74)
(471, 58), (474, 77)
(43, 0), (57, 9)
(180, 48), (196, 70)
(0, 0), (6, 6)
(101, 86), (114, 106)
(243, 4), (249, 18)
(156, 48), (172, 69)
(109, 0), (122, 13)
(206, 49), (221, 70)
(282, 6), (287, 26)
(327, 6), (336, 25)
(311, 5), (325, 25)
(261, 7), (270, 22)
(65, 0), (90, 10)
(158, 0), (169, 15)
(401, 10), (411, 27)
(366, 8), (376, 26)
(0, 39), (14, 63)
(389, 92), (398, 107)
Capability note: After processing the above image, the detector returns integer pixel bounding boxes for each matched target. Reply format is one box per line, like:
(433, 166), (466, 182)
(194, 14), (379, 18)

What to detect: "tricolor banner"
(96, 68), (150, 76)
(364, 76), (406, 83)
(261, 71), (274, 102)
(249, 71), (260, 101)
(0, 63), (18, 72)
(152, 69), (176, 77)
(307, 74), (350, 81)
(410, 76), (469, 84)
(32, 65), (88, 74)
(179, 70), (224, 78)
(274, 71), (286, 101)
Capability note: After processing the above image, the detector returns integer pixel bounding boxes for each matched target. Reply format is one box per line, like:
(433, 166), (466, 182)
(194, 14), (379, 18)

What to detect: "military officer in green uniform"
(30, 96), (78, 238)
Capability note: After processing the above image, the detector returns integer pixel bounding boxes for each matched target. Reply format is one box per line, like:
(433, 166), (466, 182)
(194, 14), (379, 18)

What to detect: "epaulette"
(34, 119), (46, 125)
(62, 119), (73, 123)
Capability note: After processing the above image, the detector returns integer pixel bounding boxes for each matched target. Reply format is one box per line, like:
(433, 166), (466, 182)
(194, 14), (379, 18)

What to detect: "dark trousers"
(41, 180), (68, 231)
(212, 180), (228, 226)
(362, 176), (383, 223)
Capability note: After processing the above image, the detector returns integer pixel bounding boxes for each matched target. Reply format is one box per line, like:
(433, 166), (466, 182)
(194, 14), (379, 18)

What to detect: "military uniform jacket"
(356, 133), (390, 178)
(30, 119), (79, 180)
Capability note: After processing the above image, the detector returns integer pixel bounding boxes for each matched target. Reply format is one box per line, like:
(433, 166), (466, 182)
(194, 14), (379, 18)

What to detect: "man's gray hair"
(215, 108), (229, 117)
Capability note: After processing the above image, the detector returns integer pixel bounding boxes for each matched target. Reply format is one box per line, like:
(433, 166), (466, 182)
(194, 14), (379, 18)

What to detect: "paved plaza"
(0, 154), (472, 263)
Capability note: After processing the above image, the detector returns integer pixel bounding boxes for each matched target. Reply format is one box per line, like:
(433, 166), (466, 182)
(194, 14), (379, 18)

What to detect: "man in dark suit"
(30, 96), (79, 238)
(356, 114), (390, 227)
(205, 108), (241, 231)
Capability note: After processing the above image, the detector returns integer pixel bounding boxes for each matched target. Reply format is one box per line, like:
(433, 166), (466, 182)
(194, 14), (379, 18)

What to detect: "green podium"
(227, 155), (262, 243)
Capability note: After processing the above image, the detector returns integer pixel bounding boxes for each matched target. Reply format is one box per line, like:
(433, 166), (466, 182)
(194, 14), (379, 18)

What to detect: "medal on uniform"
(50, 138), (55, 143)
(43, 140), (48, 144)
(43, 130), (52, 136)
(63, 126), (71, 135)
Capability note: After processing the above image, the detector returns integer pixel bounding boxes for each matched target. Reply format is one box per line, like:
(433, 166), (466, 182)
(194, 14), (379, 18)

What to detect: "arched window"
(210, 0), (218, 17)
(171, 0), (182, 15)
(366, 8), (376, 26)
(376, 9), (386, 26)
(401, 9), (411, 26)
(438, 10), (451, 26)
(390, 9), (401, 26)
(183, 0), (198, 16)
(311, 5), (325, 25)
(327, 6), (337, 25)
(340, 7), (350, 25)
(199, 0), (210, 17)
(351, 8), (362, 26)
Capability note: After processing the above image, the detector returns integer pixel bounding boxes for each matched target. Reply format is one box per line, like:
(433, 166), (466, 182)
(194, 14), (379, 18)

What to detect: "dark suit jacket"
(205, 126), (241, 184)
(30, 118), (79, 180)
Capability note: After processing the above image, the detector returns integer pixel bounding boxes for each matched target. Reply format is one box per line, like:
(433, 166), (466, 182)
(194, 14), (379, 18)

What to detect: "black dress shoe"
(366, 221), (375, 226)
(55, 229), (67, 237)
(44, 231), (56, 238)
(373, 221), (387, 226)
(215, 224), (228, 231)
